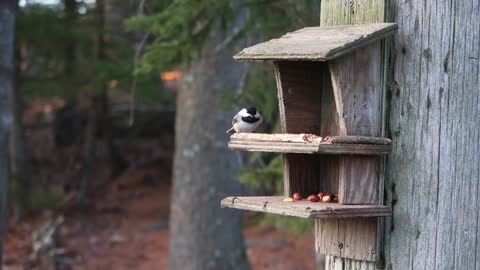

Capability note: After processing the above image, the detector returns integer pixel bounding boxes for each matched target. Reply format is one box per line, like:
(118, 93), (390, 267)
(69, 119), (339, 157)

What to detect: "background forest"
(4, 0), (480, 270)
(1, 0), (322, 269)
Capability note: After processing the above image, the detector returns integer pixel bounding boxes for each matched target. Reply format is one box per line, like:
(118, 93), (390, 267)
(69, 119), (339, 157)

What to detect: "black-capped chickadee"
(226, 107), (263, 134)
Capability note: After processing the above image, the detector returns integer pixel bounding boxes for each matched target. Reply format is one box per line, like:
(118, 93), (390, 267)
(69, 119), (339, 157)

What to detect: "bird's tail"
(226, 127), (236, 134)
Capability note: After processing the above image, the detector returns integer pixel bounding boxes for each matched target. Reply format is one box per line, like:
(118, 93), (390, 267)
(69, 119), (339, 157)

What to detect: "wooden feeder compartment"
(222, 23), (397, 263)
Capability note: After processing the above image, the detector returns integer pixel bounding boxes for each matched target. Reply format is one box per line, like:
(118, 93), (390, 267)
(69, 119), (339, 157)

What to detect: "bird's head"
(246, 107), (258, 116)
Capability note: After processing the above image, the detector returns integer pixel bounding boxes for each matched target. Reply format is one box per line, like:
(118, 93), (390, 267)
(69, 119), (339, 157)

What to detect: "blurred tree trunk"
(78, 96), (96, 210)
(10, 0), (31, 220)
(78, 0), (105, 209)
(168, 6), (251, 270)
(0, 0), (16, 266)
(97, 0), (127, 179)
(9, 44), (31, 222)
(64, 0), (77, 77)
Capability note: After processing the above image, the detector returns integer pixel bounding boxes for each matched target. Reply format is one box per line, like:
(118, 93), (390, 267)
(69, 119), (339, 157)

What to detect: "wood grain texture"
(338, 156), (381, 205)
(318, 0), (387, 268)
(329, 43), (383, 136)
(384, 0), (480, 270)
(234, 23), (397, 61)
(229, 142), (390, 155)
(328, 39), (385, 205)
(316, 218), (378, 261)
(321, 0), (385, 26)
(330, 46), (384, 204)
(228, 133), (391, 155)
(325, 256), (377, 270)
(274, 61), (339, 198)
(275, 61), (325, 134)
(283, 154), (321, 197)
(220, 196), (392, 219)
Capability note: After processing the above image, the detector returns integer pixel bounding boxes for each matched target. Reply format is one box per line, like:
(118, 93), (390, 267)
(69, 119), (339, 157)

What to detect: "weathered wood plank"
(331, 136), (391, 145)
(283, 154), (322, 197)
(329, 43), (383, 136)
(318, 0), (387, 268)
(274, 61), (337, 198)
(321, 0), (385, 26)
(228, 133), (391, 155)
(317, 218), (378, 261)
(338, 156), (381, 205)
(220, 196), (392, 219)
(228, 142), (390, 155)
(274, 62), (325, 134)
(328, 40), (384, 205)
(234, 23), (397, 61)
(384, 0), (480, 270)
(230, 133), (392, 145)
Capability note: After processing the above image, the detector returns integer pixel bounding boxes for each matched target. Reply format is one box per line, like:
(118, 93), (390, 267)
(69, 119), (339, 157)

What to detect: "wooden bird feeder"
(221, 23), (397, 263)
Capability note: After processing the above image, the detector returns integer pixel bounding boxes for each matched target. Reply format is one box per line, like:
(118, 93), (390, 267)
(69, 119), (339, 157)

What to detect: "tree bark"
(96, 0), (127, 179)
(64, 0), (77, 77)
(384, 1), (480, 269)
(10, 43), (31, 222)
(168, 7), (251, 270)
(0, 0), (16, 266)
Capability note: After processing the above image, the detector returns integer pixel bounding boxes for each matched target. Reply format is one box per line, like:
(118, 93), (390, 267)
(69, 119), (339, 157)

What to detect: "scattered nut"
(283, 197), (294, 202)
(333, 196), (339, 203)
(293, 192), (303, 201)
(317, 192), (325, 199)
(322, 195), (332, 202)
(303, 134), (320, 143)
(307, 195), (320, 202)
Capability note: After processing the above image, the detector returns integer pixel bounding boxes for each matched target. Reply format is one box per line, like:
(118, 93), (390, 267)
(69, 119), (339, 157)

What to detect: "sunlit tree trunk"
(0, 0), (16, 266)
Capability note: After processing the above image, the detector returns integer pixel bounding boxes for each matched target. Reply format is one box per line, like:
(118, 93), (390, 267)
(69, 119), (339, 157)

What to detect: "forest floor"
(3, 159), (317, 270)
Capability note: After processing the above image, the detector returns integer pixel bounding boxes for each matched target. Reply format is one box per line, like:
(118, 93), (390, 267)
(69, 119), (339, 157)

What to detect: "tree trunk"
(78, 97), (96, 210)
(64, 0), (77, 78)
(168, 7), (251, 270)
(384, 1), (480, 269)
(10, 44), (31, 222)
(97, 0), (127, 179)
(78, 0), (104, 209)
(0, 0), (16, 266)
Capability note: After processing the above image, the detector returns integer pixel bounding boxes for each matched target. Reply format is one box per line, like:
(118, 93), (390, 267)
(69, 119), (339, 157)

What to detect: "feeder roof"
(234, 23), (397, 61)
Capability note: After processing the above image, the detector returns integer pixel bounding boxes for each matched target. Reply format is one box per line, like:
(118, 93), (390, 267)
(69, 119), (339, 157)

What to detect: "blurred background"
(2, 0), (323, 269)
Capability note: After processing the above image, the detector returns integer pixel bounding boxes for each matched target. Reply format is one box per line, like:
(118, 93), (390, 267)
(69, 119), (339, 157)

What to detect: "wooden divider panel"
(329, 42), (384, 205)
(274, 61), (340, 197)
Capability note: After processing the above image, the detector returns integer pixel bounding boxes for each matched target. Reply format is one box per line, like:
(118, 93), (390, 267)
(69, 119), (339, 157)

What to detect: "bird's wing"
(232, 113), (240, 125)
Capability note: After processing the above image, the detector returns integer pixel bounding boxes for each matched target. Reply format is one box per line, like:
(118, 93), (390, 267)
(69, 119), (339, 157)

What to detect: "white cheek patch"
(239, 108), (249, 117)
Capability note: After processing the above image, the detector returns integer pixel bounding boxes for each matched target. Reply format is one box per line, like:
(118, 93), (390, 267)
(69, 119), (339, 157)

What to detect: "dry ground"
(3, 164), (317, 270)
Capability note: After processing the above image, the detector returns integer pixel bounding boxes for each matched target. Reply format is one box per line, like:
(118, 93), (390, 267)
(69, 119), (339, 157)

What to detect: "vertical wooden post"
(318, 0), (387, 269)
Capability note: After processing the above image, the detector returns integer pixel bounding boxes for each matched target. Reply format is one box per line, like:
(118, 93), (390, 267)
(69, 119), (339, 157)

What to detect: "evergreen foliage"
(16, 1), (173, 106)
